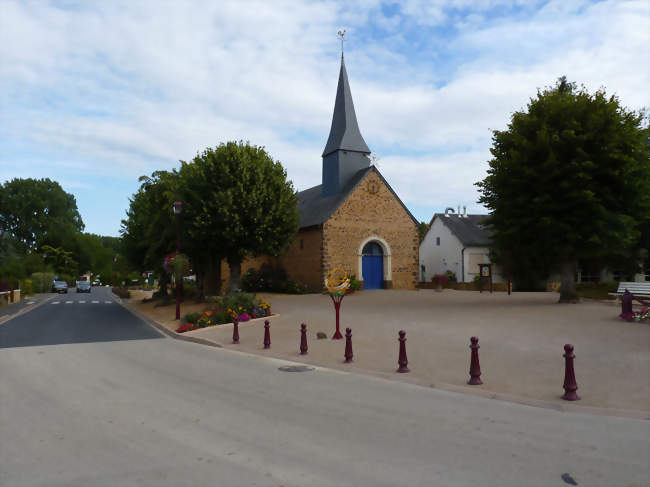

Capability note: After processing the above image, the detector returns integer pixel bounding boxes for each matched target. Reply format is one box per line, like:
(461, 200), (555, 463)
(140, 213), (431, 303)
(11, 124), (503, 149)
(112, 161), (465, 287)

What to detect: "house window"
(300, 239), (304, 250)
(436, 237), (440, 246)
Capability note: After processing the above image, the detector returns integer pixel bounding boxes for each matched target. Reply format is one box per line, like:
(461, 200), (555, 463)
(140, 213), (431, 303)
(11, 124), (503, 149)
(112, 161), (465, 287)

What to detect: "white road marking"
(79, 301), (86, 304)
(104, 301), (112, 304)
(65, 301), (73, 304)
(26, 301), (35, 305)
(52, 301), (60, 305)
(91, 300), (99, 304)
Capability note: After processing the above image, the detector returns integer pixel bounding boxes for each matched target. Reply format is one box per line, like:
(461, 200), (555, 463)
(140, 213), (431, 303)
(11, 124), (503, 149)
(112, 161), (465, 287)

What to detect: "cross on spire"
(337, 29), (346, 59)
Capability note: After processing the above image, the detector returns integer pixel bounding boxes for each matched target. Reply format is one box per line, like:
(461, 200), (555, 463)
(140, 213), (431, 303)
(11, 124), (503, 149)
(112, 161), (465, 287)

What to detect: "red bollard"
(467, 336), (483, 385)
(263, 320), (271, 349)
(397, 330), (409, 373)
(232, 317), (239, 344)
(562, 344), (580, 401)
(344, 327), (353, 363)
(300, 323), (308, 355)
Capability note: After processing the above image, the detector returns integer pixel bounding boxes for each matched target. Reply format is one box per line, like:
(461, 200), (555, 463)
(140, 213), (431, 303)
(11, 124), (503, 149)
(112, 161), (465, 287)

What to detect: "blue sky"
(1, 0), (648, 236)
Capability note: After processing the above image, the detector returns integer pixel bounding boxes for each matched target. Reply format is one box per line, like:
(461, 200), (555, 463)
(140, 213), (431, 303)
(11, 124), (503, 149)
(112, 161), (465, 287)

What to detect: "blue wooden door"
(362, 242), (383, 290)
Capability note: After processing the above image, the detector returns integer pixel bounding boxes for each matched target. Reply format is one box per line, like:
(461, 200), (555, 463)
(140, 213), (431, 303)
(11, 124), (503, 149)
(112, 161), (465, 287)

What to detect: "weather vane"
(337, 29), (346, 58)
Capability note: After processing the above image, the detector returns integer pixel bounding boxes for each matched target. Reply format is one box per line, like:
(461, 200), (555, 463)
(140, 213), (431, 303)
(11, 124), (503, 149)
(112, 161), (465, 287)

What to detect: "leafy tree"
(0, 178), (84, 252)
(476, 77), (650, 302)
(181, 141), (299, 290)
(417, 221), (430, 243)
(120, 171), (179, 296)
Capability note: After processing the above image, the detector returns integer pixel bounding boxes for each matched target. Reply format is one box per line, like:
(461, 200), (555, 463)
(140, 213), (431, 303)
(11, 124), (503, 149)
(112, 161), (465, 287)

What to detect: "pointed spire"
(322, 56), (370, 157)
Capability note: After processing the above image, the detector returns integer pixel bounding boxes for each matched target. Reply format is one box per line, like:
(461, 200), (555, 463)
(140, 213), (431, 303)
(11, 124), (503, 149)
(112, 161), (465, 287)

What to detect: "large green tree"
(0, 178), (84, 252)
(182, 141), (299, 290)
(120, 170), (179, 295)
(476, 77), (650, 302)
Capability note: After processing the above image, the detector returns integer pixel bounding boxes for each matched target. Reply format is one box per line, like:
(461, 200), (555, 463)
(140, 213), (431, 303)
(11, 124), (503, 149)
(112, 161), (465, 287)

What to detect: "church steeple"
(322, 54), (371, 197)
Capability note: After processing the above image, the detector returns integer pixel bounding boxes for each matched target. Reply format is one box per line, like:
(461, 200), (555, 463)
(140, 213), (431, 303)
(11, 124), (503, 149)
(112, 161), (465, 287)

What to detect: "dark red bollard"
(621, 289), (633, 315)
(232, 318), (239, 344)
(467, 336), (483, 385)
(397, 330), (409, 373)
(263, 320), (271, 349)
(344, 327), (353, 363)
(562, 344), (580, 401)
(300, 323), (308, 355)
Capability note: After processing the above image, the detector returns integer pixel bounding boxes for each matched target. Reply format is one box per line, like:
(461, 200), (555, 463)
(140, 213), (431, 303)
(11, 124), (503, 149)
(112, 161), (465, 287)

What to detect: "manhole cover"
(278, 365), (315, 372)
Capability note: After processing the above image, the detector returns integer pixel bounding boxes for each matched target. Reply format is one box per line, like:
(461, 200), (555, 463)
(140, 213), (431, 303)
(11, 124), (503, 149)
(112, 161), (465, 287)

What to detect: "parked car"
(52, 281), (68, 294)
(76, 281), (91, 293)
(92, 280), (101, 286)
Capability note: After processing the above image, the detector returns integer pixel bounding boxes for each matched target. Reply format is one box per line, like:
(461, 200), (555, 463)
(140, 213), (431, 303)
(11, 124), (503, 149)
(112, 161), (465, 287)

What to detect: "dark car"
(52, 281), (68, 294)
(76, 281), (91, 293)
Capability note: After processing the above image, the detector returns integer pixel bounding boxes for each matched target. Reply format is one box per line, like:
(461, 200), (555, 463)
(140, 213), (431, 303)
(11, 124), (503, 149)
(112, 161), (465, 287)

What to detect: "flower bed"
(175, 292), (272, 333)
(619, 307), (650, 323)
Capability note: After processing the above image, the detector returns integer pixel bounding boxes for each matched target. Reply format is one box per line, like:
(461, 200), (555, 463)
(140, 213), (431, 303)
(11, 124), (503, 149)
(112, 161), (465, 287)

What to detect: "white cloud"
(1, 0), (648, 234)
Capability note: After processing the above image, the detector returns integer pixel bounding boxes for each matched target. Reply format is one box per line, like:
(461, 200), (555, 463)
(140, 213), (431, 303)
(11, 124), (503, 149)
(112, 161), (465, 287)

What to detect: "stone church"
(224, 55), (419, 291)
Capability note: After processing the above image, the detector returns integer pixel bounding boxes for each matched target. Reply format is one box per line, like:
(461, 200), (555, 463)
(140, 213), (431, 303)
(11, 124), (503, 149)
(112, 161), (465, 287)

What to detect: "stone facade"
(277, 226), (323, 291)
(322, 170), (418, 290)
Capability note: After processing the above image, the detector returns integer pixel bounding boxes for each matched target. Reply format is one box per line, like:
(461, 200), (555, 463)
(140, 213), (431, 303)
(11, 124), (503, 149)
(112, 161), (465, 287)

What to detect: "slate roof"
(297, 166), (418, 228)
(433, 213), (493, 246)
(322, 55), (370, 157)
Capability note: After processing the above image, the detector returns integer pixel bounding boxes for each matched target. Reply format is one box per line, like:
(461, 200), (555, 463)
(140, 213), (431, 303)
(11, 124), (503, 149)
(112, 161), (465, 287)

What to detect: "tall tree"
(120, 171), (178, 295)
(182, 141), (299, 290)
(476, 77), (650, 302)
(0, 178), (84, 252)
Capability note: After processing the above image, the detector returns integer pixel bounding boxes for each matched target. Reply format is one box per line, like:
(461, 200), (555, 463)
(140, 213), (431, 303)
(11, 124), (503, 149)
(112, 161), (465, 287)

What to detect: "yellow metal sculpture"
(324, 267), (350, 295)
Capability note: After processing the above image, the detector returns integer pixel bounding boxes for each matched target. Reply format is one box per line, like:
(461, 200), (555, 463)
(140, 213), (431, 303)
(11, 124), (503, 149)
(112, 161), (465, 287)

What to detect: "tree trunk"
(227, 256), (242, 292)
(558, 260), (579, 303)
(196, 267), (205, 302)
(203, 256), (222, 296)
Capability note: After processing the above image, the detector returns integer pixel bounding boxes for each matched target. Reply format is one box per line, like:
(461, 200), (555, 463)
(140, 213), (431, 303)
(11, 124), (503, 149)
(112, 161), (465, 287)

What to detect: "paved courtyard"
(128, 290), (650, 415)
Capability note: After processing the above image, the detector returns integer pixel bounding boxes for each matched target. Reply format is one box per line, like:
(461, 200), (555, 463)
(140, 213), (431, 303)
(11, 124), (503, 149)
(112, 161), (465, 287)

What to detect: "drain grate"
(278, 365), (315, 372)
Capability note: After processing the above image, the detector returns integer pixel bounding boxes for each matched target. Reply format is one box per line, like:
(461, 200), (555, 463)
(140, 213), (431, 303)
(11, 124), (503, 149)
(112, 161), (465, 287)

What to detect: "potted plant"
(431, 273), (449, 291)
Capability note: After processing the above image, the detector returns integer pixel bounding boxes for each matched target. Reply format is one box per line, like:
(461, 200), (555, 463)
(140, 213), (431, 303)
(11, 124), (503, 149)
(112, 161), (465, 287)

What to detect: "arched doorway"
(362, 242), (384, 289)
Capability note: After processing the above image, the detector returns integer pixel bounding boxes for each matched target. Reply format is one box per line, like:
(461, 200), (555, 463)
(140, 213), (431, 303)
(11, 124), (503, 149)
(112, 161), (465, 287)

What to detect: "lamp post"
(173, 200), (183, 320)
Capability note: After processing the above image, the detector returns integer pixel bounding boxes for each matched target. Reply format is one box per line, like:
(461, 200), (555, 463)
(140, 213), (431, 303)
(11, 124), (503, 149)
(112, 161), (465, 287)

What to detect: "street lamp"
(173, 200), (182, 320)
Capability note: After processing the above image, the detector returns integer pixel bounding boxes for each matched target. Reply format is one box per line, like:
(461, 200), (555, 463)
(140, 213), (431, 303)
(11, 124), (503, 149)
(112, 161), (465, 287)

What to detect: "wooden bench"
(609, 282), (650, 304)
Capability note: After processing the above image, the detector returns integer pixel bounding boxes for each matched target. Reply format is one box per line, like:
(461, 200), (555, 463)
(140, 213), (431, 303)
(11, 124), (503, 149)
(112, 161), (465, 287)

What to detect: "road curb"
(115, 297), (222, 349)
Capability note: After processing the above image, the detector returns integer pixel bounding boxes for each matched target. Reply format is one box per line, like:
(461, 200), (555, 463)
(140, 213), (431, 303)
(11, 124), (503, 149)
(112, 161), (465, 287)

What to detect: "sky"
(1, 0), (648, 237)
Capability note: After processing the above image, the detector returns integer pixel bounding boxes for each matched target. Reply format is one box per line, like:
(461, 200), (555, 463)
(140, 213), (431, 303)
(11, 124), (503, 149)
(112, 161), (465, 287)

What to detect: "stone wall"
(278, 226), (323, 291)
(322, 170), (419, 290)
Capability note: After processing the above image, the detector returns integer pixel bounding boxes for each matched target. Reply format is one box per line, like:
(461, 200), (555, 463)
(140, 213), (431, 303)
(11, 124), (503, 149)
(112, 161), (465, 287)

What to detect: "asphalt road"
(0, 287), (648, 487)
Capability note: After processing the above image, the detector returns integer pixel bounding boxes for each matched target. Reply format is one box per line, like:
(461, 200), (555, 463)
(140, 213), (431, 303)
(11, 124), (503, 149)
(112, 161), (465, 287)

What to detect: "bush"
(182, 280), (197, 300)
(20, 279), (33, 295)
(112, 287), (131, 299)
(349, 274), (361, 292)
(445, 270), (457, 282)
(222, 291), (256, 316)
(183, 312), (201, 324)
(242, 263), (309, 294)
(30, 272), (55, 293)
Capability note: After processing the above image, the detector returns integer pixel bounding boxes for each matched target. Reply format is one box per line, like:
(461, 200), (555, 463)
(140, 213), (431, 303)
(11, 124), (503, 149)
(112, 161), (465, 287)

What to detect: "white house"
(419, 208), (504, 283)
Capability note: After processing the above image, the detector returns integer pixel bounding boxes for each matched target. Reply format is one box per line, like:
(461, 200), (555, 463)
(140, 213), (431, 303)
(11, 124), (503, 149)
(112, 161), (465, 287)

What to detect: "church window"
(436, 237), (440, 246)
